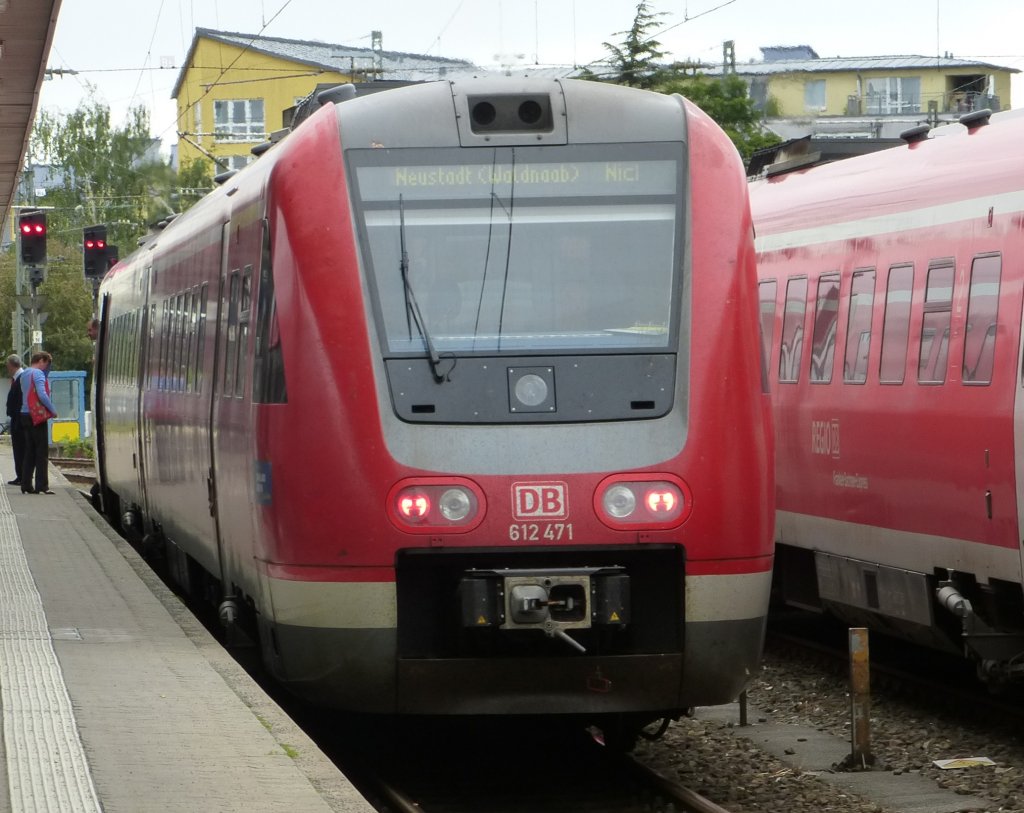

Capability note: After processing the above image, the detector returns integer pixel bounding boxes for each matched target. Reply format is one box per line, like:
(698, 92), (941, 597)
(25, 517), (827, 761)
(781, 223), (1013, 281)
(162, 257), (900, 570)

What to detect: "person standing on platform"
(5, 355), (25, 486)
(20, 351), (57, 495)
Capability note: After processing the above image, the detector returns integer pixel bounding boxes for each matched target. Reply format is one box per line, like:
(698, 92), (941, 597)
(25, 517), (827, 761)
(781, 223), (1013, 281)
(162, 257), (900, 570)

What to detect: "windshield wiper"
(399, 195), (449, 383)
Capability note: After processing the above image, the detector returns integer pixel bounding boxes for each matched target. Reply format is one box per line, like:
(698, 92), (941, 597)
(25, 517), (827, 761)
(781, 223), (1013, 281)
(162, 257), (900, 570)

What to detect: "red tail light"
(398, 494), (430, 520)
(388, 477), (486, 533)
(595, 474), (691, 529)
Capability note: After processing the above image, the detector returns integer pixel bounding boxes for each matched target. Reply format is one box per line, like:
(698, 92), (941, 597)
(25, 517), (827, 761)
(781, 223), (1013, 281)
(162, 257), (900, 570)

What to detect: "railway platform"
(0, 468), (374, 813)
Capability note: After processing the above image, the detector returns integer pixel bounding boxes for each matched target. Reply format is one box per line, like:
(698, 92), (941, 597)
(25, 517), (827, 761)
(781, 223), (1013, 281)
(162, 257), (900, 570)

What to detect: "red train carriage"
(752, 108), (1024, 683)
(95, 78), (773, 733)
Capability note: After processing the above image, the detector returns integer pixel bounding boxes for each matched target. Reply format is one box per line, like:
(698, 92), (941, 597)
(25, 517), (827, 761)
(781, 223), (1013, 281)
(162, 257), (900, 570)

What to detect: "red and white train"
(94, 77), (773, 733)
(752, 108), (1024, 683)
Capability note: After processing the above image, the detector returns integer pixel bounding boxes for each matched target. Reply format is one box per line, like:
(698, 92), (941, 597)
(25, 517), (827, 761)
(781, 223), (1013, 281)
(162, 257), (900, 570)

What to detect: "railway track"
(335, 718), (734, 813)
(51, 456), (96, 485)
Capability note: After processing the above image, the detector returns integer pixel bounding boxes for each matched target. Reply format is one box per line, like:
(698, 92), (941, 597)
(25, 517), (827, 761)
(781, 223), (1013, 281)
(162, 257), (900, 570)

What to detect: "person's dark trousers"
(9, 413), (23, 482)
(21, 419), (48, 493)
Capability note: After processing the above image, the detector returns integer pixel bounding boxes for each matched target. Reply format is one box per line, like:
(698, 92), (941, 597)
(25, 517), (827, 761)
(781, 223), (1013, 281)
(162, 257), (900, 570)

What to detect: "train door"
(206, 224), (231, 589)
(94, 293), (111, 497)
(1012, 263), (1024, 579)
(134, 267), (153, 519)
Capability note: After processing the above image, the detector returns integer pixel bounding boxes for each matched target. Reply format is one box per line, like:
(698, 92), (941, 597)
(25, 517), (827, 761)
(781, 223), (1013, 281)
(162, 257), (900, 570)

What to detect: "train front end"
(259, 78), (773, 725)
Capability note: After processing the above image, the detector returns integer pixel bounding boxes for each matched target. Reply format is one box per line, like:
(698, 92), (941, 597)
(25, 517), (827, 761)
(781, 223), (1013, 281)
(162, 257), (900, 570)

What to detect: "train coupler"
(457, 566), (630, 653)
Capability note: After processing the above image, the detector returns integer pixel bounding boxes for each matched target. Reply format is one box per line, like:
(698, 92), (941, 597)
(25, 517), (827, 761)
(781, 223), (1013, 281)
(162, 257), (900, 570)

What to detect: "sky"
(38, 0), (1024, 151)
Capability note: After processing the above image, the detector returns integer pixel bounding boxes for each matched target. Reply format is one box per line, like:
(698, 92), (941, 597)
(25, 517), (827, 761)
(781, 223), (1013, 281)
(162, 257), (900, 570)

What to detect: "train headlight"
(595, 474), (692, 529)
(602, 485), (637, 518)
(388, 478), (486, 533)
(439, 488), (472, 521)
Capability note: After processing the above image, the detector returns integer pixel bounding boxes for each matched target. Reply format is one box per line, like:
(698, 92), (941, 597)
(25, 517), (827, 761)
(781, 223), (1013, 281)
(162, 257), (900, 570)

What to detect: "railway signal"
(18, 210), (47, 265)
(83, 224), (108, 278)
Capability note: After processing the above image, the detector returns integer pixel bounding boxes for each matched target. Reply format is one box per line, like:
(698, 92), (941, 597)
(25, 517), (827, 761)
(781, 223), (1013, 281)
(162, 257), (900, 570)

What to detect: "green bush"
(58, 438), (94, 459)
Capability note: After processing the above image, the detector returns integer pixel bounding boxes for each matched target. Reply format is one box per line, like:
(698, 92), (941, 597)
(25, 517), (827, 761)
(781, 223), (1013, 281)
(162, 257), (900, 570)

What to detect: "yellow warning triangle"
(477, 615), (488, 625)
(610, 611), (620, 622)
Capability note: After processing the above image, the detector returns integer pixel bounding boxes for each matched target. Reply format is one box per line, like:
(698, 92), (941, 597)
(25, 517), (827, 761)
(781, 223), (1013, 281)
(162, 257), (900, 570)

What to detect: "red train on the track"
(94, 78), (773, 734)
(752, 108), (1024, 683)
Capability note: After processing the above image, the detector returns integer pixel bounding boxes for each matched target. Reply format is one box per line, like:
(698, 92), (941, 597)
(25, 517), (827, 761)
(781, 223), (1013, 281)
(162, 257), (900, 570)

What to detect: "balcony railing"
(844, 91), (1000, 117)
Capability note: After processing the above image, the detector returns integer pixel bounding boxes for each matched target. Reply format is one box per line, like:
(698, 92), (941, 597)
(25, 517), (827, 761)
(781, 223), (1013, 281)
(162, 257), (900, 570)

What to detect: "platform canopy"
(0, 0), (61, 217)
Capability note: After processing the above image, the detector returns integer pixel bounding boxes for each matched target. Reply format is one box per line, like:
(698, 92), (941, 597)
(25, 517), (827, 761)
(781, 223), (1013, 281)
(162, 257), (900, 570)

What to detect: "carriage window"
(880, 265), (913, 384)
(224, 272), (240, 394)
(918, 262), (954, 384)
(758, 280), (777, 389)
(963, 254), (1000, 386)
(254, 221), (287, 404)
(844, 269), (875, 384)
(779, 277), (807, 383)
(235, 267), (252, 398)
(160, 300), (172, 390)
(810, 273), (839, 383)
(196, 284), (208, 394)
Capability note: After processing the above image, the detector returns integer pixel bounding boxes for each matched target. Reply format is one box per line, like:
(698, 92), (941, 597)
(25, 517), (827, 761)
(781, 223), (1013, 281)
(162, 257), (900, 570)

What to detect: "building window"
(809, 274), (840, 383)
(194, 102), (202, 135)
(918, 262), (954, 384)
(866, 76), (921, 114)
(804, 79), (826, 112)
(779, 277), (807, 383)
(214, 98), (265, 142)
(963, 254), (1000, 385)
(224, 155), (253, 172)
(844, 269), (875, 384)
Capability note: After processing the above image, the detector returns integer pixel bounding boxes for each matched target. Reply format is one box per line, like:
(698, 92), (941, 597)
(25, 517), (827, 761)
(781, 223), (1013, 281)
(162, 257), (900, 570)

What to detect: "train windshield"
(349, 143), (682, 355)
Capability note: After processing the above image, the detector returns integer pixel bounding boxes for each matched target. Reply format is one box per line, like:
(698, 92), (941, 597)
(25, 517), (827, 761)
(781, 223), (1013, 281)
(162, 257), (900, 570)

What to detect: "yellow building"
(731, 46), (1017, 139)
(172, 29), (475, 172)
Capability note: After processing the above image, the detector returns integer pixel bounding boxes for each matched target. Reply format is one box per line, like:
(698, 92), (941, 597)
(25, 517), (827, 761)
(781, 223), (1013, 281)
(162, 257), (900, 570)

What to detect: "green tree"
(591, 4), (781, 162)
(659, 74), (782, 160)
(598, 1), (669, 89)
(29, 98), (172, 262)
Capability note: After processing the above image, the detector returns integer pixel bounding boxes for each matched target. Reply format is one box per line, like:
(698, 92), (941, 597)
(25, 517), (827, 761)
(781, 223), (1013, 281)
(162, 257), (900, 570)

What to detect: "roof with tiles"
(172, 28), (478, 98)
(716, 52), (1019, 76)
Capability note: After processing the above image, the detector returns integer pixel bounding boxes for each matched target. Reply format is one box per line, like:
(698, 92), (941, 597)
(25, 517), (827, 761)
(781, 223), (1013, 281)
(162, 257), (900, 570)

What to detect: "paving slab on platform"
(0, 471), (373, 813)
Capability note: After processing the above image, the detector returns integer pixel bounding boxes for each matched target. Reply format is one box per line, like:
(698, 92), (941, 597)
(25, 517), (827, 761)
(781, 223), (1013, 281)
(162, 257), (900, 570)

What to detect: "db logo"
(512, 482), (568, 520)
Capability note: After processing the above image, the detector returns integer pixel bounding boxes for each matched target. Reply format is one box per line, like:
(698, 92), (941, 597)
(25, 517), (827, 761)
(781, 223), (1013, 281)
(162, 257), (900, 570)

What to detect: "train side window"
(196, 284), (208, 394)
(879, 265), (913, 384)
(173, 293), (185, 392)
(223, 271), (240, 395)
(235, 266), (252, 398)
(147, 303), (158, 390)
(253, 220), (287, 404)
(809, 273), (840, 383)
(160, 300), (172, 390)
(843, 269), (875, 384)
(181, 291), (194, 393)
(757, 280), (777, 392)
(778, 277), (807, 383)
(963, 254), (1000, 386)
(918, 262), (954, 384)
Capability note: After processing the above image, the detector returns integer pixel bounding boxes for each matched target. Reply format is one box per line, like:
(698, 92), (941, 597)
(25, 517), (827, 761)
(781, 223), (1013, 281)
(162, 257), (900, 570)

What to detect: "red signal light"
(84, 239), (105, 249)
